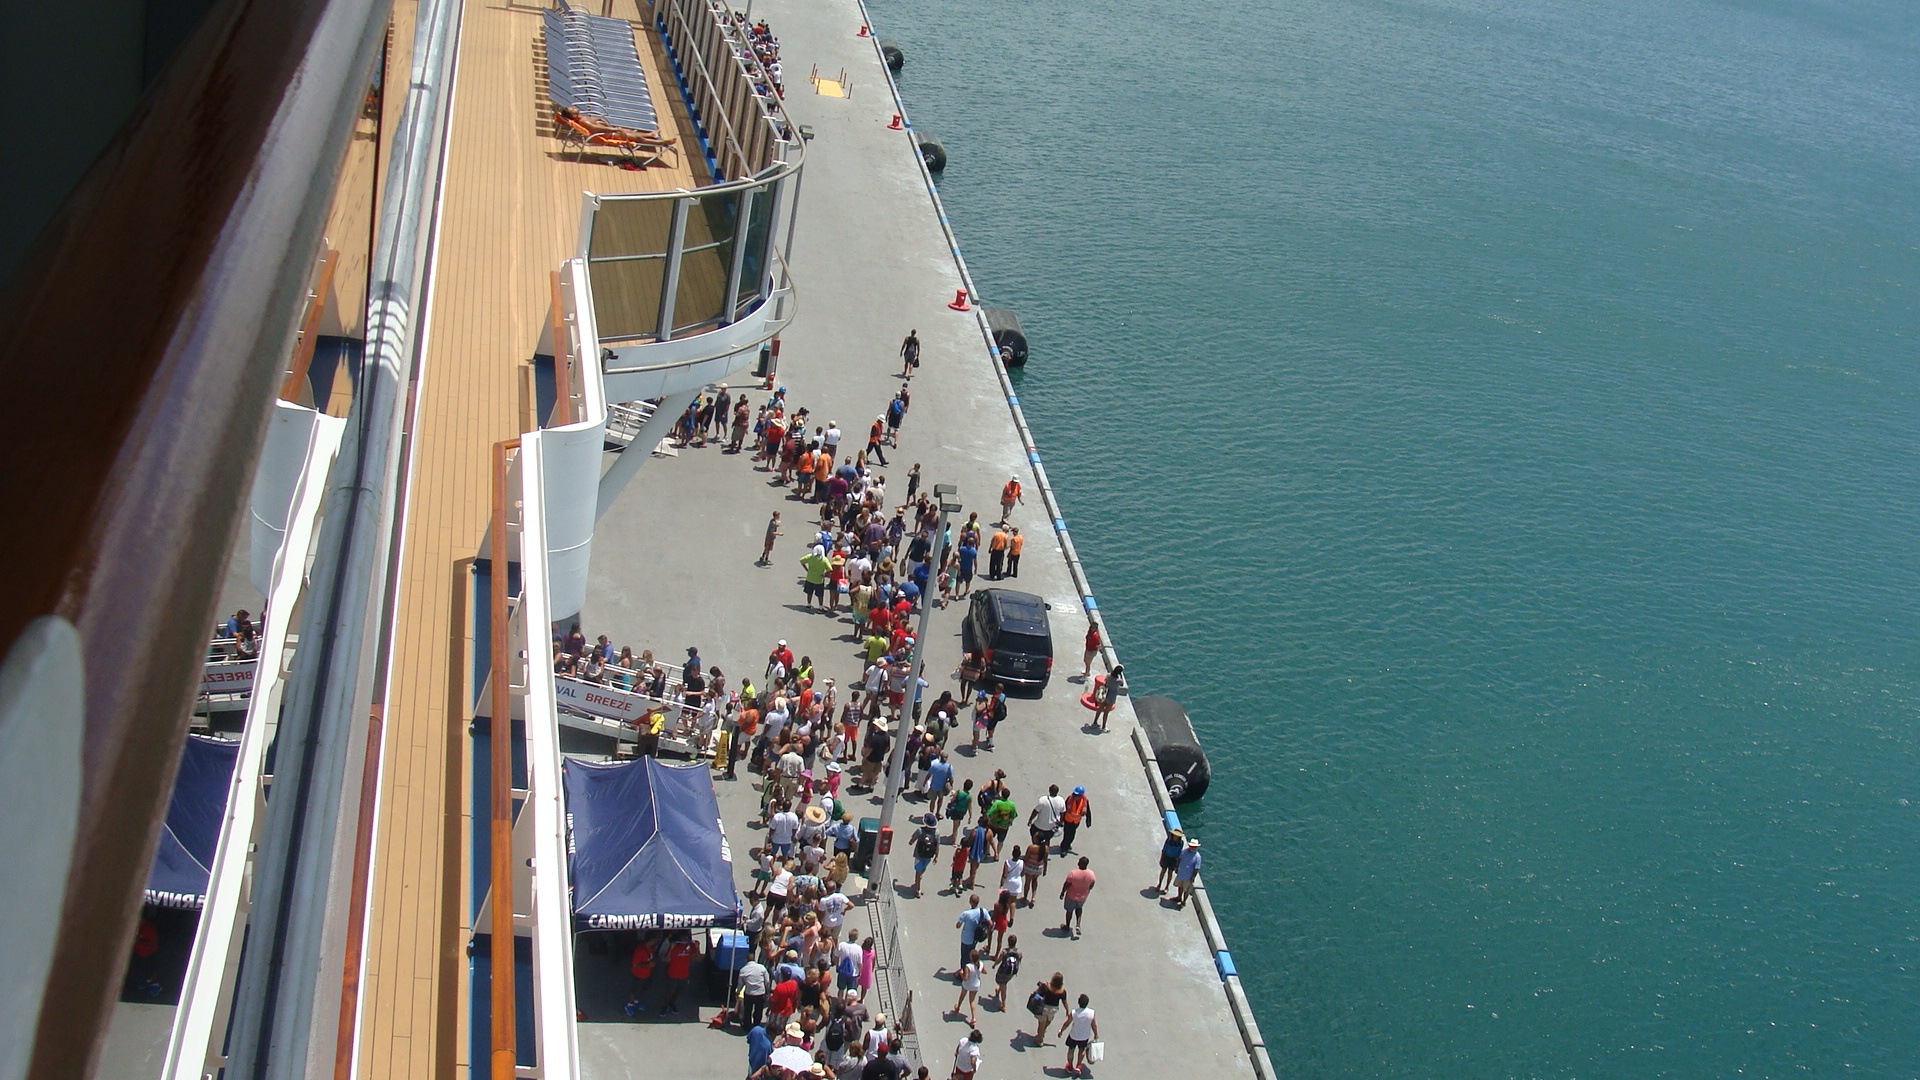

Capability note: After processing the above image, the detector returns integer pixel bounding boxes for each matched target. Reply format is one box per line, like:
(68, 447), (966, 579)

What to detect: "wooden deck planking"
(358, 0), (698, 1077)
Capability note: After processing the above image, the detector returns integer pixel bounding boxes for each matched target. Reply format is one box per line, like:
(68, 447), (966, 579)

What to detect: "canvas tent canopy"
(145, 734), (241, 909)
(564, 756), (737, 930)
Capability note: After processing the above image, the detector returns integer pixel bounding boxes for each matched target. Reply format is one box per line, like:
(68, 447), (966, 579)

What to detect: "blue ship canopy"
(145, 734), (241, 910)
(564, 756), (737, 930)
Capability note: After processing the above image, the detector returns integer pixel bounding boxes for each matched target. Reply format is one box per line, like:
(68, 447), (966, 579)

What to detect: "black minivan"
(962, 588), (1054, 689)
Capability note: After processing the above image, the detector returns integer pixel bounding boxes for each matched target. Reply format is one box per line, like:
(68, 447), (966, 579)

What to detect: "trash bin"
(706, 929), (749, 998)
(853, 817), (881, 873)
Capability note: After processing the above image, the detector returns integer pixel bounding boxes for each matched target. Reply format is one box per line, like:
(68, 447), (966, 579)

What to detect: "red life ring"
(1078, 675), (1107, 711)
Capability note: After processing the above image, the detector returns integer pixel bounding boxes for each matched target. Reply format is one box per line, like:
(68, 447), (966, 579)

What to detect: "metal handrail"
(489, 439), (522, 1080)
(0, 0), (394, 1074)
(281, 249), (342, 403)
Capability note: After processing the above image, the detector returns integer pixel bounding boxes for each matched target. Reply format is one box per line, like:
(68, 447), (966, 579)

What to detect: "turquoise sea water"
(873, 0), (1920, 1075)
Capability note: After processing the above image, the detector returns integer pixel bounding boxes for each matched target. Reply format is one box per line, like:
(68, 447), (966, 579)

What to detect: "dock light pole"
(870, 483), (961, 892)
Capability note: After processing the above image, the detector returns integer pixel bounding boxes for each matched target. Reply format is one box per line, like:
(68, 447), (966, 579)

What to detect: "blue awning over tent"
(563, 756), (737, 930)
(146, 734), (241, 910)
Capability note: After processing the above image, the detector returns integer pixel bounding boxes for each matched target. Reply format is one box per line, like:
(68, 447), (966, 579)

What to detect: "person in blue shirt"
(746, 1021), (772, 1076)
(955, 894), (990, 970)
(955, 542), (978, 595)
(923, 752), (954, 816)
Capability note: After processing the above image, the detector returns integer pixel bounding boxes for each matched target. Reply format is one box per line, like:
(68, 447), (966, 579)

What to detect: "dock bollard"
(888, 114), (904, 130)
(947, 289), (971, 311)
(857, 23), (870, 37)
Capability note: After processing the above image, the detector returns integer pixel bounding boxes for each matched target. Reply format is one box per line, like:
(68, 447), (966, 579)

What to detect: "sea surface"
(870, 0), (1920, 1075)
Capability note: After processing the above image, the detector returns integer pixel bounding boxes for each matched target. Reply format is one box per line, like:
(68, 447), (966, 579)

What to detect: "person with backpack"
(988, 933), (1021, 1008)
(834, 936), (863, 996)
(910, 813), (942, 897)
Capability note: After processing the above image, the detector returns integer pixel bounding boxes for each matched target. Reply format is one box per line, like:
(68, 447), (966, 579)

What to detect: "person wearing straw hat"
(1151, 825), (1185, 895)
(1174, 837), (1203, 908)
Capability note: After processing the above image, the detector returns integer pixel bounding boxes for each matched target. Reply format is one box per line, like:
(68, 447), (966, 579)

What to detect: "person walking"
(866, 416), (890, 465)
(951, 1029), (982, 1080)
(1028, 784), (1065, 850)
(760, 511), (782, 565)
(1081, 623), (1100, 678)
(997, 475), (1023, 524)
(1058, 856), (1095, 937)
(945, 777), (975, 840)
(1059, 994), (1099, 1075)
(1058, 786), (1092, 853)
(954, 895), (989, 971)
(1174, 837), (1203, 907)
(1091, 663), (1125, 731)
(1026, 972), (1066, 1047)
(886, 393), (907, 446)
(910, 814), (941, 897)
(964, 818), (990, 888)
(898, 329), (921, 377)
(953, 946), (984, 1024)
(988, 934), (1021, 1009)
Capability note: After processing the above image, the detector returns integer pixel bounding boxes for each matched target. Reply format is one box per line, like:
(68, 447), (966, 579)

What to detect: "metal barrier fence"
(864, 888), (921, 1071)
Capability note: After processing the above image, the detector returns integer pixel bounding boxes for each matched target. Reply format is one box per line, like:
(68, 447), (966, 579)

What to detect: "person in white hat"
(1174, 836), (1203, 908)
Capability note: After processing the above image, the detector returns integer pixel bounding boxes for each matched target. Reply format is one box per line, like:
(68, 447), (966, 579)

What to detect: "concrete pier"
(580, 0), (1262, 1076)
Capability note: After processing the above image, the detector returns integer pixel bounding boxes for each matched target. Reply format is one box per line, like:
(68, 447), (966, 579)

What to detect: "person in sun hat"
(1174, 836), (1203, 908)
(1152, 825), (1185, 895)
(998, 474), (1023, 524)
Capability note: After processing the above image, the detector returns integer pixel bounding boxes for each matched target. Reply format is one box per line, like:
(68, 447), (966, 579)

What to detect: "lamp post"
(870, 483), (960, 892)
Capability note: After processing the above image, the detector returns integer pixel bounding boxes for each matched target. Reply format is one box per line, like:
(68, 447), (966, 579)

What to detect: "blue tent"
(145, 734), (241, 909)
(563, 756), (738, 930)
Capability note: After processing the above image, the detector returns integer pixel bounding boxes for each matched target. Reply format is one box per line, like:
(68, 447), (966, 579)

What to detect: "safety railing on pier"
(865, 887), (921, 1072)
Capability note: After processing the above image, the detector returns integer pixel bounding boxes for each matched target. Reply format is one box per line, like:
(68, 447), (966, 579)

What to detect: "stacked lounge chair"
(543, 5), (659, 133)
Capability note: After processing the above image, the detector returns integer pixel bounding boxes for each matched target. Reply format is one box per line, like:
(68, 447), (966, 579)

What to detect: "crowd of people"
(578, 328), (1198, 1079)
(726, 10), (784, 97)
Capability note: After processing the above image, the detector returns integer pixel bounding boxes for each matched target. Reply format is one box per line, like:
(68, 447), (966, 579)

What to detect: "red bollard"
(888, 113), (905, 130)
(948, 289), (972, 311)
(857, 23), (870, 37)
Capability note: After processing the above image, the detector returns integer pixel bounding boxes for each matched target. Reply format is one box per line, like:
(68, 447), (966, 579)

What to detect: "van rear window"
(996, 631), (1052, 657)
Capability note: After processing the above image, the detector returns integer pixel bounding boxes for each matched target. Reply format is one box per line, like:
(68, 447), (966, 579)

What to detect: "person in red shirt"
(1081, 624), (1101, 677)
(767, 971), (801, 1031)
(624, 935), (659, 1016)
(657, 933), (702, 1016)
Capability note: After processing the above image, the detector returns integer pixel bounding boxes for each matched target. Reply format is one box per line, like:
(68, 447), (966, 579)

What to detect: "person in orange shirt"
(999, 476), (1023, 523)
(987, 526), (1009, 580)
(1008, 527), (1025, 578)
(795, 447), (816, 499)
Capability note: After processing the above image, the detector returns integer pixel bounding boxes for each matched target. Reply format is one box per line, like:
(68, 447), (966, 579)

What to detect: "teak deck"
(357, 1), (704, 1076)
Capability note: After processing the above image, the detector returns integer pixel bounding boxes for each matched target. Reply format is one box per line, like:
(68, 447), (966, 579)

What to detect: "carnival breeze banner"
(554, 675), (666, 724)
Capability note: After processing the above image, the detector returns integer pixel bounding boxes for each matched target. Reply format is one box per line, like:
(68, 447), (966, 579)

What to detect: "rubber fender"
(918, 136), (947, 172)
(879, 40), (904, 71)
(982, 307), (1028, 366)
